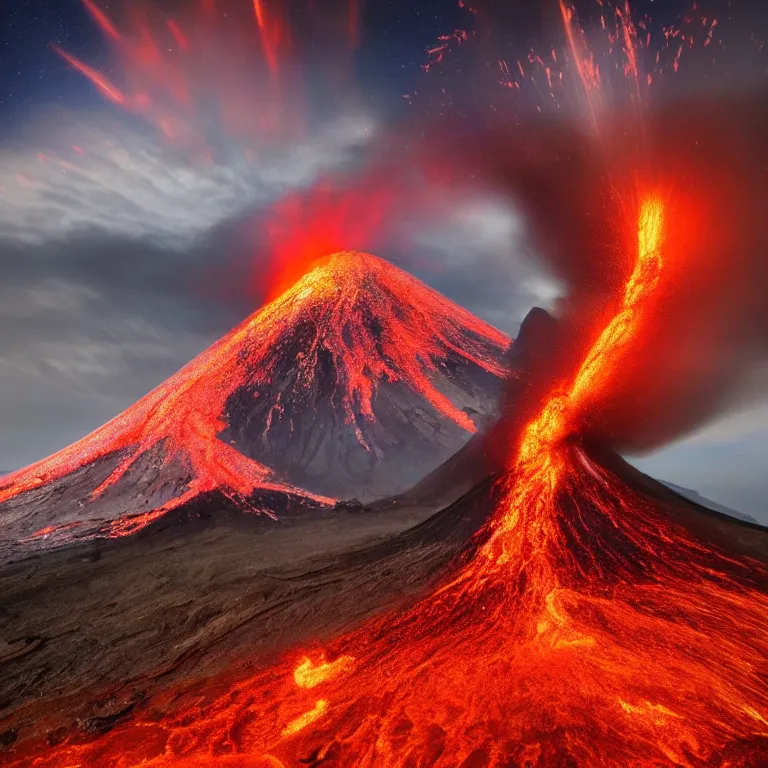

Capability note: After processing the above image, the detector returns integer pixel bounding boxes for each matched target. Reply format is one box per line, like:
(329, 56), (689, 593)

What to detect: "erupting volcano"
(12, 192), (767, 767)
(0, 252), (509, 553)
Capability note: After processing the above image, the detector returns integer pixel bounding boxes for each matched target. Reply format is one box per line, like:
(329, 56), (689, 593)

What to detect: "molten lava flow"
(18, 192), (768, 766)
(293, 654), (355, 689)
(0, 252), (508, 540)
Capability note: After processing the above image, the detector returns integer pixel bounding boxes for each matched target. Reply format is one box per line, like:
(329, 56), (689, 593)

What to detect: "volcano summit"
(0, 252), (509, 551)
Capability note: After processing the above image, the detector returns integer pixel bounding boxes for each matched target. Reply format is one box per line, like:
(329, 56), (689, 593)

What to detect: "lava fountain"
(17, 189), (768, 766)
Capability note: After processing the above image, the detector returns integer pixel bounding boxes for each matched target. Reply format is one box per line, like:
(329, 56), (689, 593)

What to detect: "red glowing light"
(0, 252), (508, 538)
(558, 0), (602, 125)
(82, 0), (120, 41)
(53, 45), (126, 105)
(258, 180), (398, 302)
(252, 0), (284, 77)
(166, 19), (189, 52)
(49, 0), (316, 149)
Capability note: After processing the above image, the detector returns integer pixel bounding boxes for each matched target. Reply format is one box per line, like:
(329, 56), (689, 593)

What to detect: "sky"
(0, 0), (766, 523)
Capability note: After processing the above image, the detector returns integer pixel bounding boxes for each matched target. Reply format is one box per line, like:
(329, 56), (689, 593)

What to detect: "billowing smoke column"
(477, 91), (768, 455)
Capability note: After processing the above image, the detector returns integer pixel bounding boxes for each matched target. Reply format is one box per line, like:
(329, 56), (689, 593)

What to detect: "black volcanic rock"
(393, 306), (560, 509)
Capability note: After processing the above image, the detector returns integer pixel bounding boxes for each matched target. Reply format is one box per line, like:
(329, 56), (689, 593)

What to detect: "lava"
(16, 185), (768, 766)
(10, 2), (768, 764)
(0, 252), (508, 540)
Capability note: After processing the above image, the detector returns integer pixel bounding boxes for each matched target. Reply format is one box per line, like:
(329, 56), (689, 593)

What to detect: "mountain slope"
(660, 480), (758, 524)
(221, 251), (510, 498)
(0, 251), (509, 548)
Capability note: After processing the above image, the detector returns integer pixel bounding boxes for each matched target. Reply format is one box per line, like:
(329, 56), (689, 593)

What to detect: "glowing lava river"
(13, 195), (768, 766)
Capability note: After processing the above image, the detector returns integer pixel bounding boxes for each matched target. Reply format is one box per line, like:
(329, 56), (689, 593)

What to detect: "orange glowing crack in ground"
(0, 252), (508, 540)
(18, 197), (768, 766)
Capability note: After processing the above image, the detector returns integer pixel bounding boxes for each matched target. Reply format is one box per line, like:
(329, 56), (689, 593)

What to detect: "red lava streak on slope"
(0, 251), (508, 536)
(250, 250), (508, 439)
(26, 195), (768, 766)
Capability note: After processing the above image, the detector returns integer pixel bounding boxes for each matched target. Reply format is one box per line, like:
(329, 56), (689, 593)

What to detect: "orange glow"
(281, 700), (328, 736)
(293, 654), (354, 688)
(82, 0), (120, 41)
(253, 0), (281, 77)
(252, 0), (266, 27)
(616, 1), (641, 96)
(558, 0), (601, 125)
(259, 181), (398, 302)
(569, 194), (664, 406)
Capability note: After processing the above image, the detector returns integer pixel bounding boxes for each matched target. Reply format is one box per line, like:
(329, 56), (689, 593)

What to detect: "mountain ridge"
(0, 251), (510, 550)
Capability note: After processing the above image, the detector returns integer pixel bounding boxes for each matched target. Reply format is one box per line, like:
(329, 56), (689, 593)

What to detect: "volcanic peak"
(0, 251), (509, 537)
(252, 251), (510, 440)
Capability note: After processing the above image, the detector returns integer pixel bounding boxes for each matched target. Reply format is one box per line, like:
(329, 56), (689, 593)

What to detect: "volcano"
(5, 193), (766, 768)
(0, 251), (509, 551)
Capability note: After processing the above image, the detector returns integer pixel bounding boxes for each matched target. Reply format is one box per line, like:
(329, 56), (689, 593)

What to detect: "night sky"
(1, 0), (766, 522)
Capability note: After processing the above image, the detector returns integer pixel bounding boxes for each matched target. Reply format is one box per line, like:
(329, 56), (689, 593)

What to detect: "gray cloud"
(2, 104), (765, 525)
(0, 232), (229, 469)
(391, 195), (563, 336)
(0, 108), (376, 245)
(633, 423), (768, 526)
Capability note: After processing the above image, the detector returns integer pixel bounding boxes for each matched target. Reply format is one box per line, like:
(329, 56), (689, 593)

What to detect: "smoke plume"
(474, 90), (768, 453)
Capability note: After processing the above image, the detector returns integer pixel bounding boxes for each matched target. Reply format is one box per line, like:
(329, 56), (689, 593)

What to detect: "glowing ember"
(252, 0), (285, 78)
(0, 252), (508, 540)
(16, 187), (768, 766)
(479, 2), (725, 120)
(53, 45), (126, 105)
(82, 0), (120, 41)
